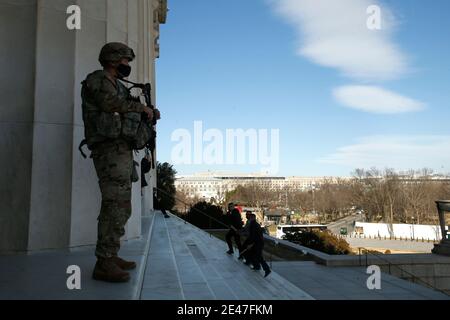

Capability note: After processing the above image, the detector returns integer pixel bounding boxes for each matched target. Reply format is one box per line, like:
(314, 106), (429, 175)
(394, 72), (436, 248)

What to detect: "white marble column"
(0, 0), (164, 252)
(0, 0), (38, 252)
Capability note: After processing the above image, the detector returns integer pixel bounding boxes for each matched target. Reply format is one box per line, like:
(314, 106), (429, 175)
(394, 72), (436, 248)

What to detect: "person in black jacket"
(153, 188), (170, 218)
(239, 211), (253, 263)
(225, 203), (243, 255)
(246, 213), (271, 278)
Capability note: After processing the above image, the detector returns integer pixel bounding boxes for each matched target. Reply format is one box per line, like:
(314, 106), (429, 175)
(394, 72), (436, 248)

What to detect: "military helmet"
(99, 42), (135, 66)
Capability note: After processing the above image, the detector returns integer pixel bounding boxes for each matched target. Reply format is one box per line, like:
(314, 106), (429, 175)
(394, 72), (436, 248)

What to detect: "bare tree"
(209, 168), (450, 225)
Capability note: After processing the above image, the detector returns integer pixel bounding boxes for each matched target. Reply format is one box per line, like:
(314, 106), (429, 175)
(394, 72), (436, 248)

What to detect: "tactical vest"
(118, 82), (155, 151)
(79, 74), (154, 158)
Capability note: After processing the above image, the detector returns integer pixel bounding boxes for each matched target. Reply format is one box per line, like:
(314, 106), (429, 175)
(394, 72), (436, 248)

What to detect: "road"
(327, 214), (364, 235)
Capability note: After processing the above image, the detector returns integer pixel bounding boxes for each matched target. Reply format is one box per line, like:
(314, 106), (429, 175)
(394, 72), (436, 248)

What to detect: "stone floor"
(0, 216), (153, 300)
(0, 211), (448, 300)
(273, 261), (449, 300)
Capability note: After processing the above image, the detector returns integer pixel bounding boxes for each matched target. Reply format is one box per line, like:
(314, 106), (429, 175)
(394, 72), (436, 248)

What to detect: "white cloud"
(333, 85), (425, 114)
(319, 135), (450, 171)
(271, 0), (408, 81)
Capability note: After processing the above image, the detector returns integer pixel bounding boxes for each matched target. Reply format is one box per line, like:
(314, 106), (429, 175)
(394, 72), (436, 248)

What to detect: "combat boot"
(111, 256), (137, 270)
(93, 258), (130, 283)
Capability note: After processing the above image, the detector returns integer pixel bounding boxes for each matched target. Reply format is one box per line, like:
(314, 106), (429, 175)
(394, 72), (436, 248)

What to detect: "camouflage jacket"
(81, 70), (145, 149)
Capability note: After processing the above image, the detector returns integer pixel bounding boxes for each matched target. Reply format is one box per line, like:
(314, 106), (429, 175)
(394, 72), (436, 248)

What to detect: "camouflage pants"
(92, 139), (133, 259)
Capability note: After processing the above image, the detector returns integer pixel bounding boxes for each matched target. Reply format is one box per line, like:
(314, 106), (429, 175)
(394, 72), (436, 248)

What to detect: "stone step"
(167, 215), (310, 299)
(140, 213), (184, 300)
(154, 213), (314, 300)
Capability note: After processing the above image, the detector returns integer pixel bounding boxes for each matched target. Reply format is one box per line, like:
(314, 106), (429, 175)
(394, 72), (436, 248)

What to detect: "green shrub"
(185, 201), (228, 229)
(283, 231), (351, 255)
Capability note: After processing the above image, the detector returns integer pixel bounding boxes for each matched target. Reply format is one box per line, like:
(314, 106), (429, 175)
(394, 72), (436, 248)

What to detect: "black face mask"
(117, 63), (131, 78)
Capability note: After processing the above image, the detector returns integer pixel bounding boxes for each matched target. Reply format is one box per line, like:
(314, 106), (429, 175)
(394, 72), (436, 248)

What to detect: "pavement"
(327, 214), (364, 234)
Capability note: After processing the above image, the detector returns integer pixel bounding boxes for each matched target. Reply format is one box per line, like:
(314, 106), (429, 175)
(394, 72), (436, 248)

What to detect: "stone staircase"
(138, 212), (314, 300)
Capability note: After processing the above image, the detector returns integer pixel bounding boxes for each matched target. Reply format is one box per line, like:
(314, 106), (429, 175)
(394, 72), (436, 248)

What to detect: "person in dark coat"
(225, 203), (243, 255)
(239, 211), (253, 263)
(153, 188), (170, 218)
(246, 214), (271, 278)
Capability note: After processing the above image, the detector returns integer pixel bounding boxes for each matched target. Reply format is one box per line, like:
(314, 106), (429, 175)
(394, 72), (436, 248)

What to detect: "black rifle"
(121, 78), (158, 169)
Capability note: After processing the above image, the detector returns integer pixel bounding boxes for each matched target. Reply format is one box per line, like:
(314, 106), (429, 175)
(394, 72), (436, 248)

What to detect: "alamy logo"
(171, 121), (280, 174)
(67, 5), (81, 30)
(366, 265), (381, 290)
(367, 5), (382, 30)
(66, 265), (81, 290)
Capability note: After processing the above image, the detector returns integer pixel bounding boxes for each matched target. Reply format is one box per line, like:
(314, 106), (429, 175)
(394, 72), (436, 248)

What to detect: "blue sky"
(155, 0), (450, 177)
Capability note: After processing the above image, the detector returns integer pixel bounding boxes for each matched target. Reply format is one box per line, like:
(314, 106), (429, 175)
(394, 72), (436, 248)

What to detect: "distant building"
(175, 172), (349, 202)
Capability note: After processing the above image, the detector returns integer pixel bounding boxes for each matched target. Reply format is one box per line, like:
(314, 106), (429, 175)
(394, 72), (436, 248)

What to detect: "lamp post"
(432, 200), (450, 256)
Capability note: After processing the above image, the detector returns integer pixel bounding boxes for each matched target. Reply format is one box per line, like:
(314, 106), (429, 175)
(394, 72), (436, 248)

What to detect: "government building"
(175, 172), (346, 202)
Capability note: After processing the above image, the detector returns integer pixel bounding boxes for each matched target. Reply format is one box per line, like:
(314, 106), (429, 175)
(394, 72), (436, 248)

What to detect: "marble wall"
(0, 0), (164, 252)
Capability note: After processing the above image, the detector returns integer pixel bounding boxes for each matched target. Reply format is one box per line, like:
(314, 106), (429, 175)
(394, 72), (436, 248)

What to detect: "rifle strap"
(118, 78), (143, 90)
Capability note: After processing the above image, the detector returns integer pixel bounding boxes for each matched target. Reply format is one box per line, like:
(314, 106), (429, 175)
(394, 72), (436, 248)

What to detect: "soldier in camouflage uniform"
(81, 42), (160, 283)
